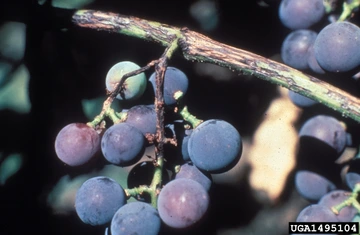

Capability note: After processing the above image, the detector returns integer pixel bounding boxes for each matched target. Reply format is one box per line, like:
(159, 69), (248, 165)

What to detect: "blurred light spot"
(0, 64), (31, 113)
(0, 153), (23, 185)
(52, 0), (95, 9)
(190, 0), (219, 31)
(0, 22), (26, 61)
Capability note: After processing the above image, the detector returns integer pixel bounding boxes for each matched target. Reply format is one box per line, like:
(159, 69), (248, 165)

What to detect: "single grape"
(175, 162), (212, 191)
(101, 123), (145, 166)
(307, 43), (325, 74)
(295, 170), (336, 202)
(157, 178), (209, 229)
(281, 29), (317, 70)
(279, 0), (325, 30)
(110, 201), (161, 235)
(188, 119), (242, 173)
(318, 190), (358, 222)
(296, 204), (339, 222)
(299, 115), (347, 155)
(149, 66), (189, 105)
(54, 123), (100, 166)
(105, 61), (147, 100)
(75, 176), (126, 226)
(288, 90), (317, 108)
(345, 172), (360, 190)
(314, 21), (360, 72)
(181, 134), (191, 161)
(124, 104), (156, 137)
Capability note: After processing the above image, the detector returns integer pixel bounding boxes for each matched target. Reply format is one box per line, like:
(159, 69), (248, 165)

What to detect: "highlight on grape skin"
(105, 61), (147, 100)
(149, 66), (189, 105)
(110, 201), (161, 235)
(54, 123), (100, 166)
(124, 104), (157, 137)
(101, 122), (145, 166)
(188, 119), (242, 173)
(157, 178), (210, 229)
(314, 21), (360, 73)
(74, 176), (127, 226)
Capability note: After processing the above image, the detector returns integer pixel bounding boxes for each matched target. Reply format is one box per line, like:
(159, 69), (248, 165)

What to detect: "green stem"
(338, 0), (360, 22)
(72, 9), (360, 123)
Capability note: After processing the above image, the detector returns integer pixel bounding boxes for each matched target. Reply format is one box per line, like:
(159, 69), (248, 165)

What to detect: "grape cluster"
(54, 61), (242, 234)
(278, 0), (360, 230)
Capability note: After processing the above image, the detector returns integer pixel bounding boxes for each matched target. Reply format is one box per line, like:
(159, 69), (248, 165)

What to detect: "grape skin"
(345, 172), (360, 190)
(295, 170), (336, 202)
(101, 123), (145, 166)
(318, 190), (358, 222)
(279, 0), (325, 30)
(110, 201), (161, 235)
(281, 29), (317, 70)
(75, 176), (126, 226)
(149, 66), (189, 106)
(175, 162), (212, 191)
(298, 115), (347, 155)
(314, 21), (360, 73)
(296, 204), (339, 223)
(188, 119), (242, 173)
(288, 90), (317, 108)
(157, 178), (209, 229)
(54, 123), (100, 166)
(105, 61), (147, 100)
(124, 104), (157, 136)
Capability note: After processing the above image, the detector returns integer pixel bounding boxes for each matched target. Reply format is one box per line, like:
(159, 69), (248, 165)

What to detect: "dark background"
(0, 0), (359, 234)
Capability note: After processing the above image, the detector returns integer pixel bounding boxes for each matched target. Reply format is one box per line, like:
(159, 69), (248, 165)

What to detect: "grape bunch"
(54, 61), (242, 234)
(277, 0), (360, 231)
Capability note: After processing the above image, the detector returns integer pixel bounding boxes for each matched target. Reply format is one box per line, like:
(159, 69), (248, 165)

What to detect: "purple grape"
(281, 29), (317, 70)
(295, 170), (336, 202)
(175, 162), (212, 191)
(345, 172), (360, 190)
(149, 66), (189, 106)
(54, 123), (100, 166)
(296, 204), (339, 223)
(279, 0), (325, 30)
(101, 123), (145, 166)
(157, 178), (209, 229)
(318, 190), (358, 222)
(188, 119), (242, 173)
(110, 201), (161, 235)
(124, 104), (157, 136)
(75, 176), (126, 226)
(314, 21), (360, 72)
(288, 90), (317, 108)
(299, 115), (347, 155)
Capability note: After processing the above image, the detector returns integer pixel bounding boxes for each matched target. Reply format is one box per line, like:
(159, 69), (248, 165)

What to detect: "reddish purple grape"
(54, 123), (100, 166)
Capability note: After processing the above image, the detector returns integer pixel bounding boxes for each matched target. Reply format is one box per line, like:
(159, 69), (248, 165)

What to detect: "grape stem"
(72, 9), (360, 123)
(338, 0), (360, 22)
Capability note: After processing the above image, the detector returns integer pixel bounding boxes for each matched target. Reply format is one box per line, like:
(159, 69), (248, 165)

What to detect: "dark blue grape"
(279, 0), (325, 30)
(75, 176), (126, 226)
(181, 134), (190, 161)
(345, 172), (360, 190)
(101, 123), (145, 166)
(299, 115), (347, 155)
(188, 119), (242, 173)
(318, 190), (358, 222)
(175, 162), (212, 191)
(288, 90), (317, 108)
(281, 29), (317, 70)
(55, 123), (100, 166)
(295, 170), (336, 202)
(314, 21), (360, 72)
(149, 66), (189, 105)
(157, 178), (209, 229)
(124, 104), (157, 137)
(110, 201), (161, 235)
